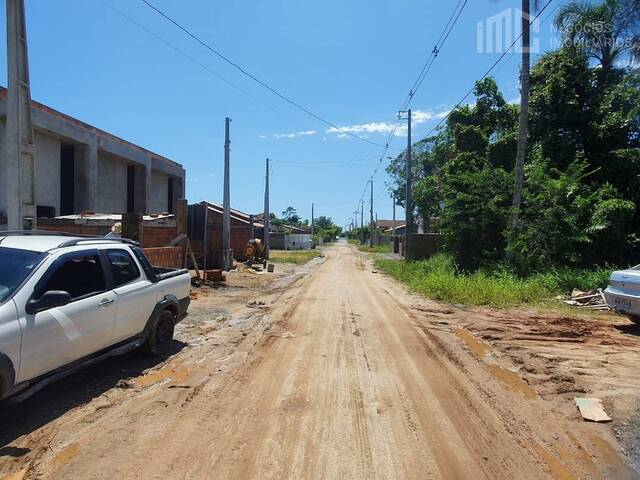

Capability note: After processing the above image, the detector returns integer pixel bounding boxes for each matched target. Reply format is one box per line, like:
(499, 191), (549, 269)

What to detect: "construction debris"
(559, 288), (610, 311)
(575, 397), (612, 422)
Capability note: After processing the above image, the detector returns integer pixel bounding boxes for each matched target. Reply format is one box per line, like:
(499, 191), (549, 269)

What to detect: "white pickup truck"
(0, 232), (191, 402)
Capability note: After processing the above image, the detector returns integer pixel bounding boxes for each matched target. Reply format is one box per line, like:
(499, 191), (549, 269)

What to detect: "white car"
(0, 232), (191, 402)
(604, 266), (640, 322)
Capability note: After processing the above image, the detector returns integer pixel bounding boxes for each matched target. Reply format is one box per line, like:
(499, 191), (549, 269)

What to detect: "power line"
(140, 0), (389, 149)
(424, 0), (555, 139)
(354, 0), (469, 212)
(100, 0), (289, 120)
(271, 157), (378, 166)
(104, 0), (403, 166)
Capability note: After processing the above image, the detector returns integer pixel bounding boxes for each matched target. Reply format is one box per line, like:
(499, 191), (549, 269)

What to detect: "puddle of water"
(136, 366), (191, 387)
(456, 328), (537, 399)
(52, 442), (80, 469)
(456, 329), (490, 358)
(487, 364), (537, 399)
(534, 445), (577, 480)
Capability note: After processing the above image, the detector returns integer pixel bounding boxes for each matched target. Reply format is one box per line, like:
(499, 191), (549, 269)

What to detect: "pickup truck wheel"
(142, 310), (175, 356)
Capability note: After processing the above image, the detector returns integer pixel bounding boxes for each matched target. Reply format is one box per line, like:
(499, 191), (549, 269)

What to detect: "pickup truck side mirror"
(26, 290), (72, 315)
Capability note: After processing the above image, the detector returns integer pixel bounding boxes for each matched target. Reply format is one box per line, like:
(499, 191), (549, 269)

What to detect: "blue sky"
(0, 0), (561, 229)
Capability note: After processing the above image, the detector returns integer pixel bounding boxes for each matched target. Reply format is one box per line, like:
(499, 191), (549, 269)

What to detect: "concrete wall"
(150, 170), (169, 214)
(284, 234), (313, 250)
(97, 153), (127, 213)
(0, 91), (186, 220)
(0, 124), (62, 216)
(34, 131), (62, 214)
(404, 233), (443, 260)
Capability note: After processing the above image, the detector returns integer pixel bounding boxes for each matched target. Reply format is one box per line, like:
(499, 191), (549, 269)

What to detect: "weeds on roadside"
(269, 250), (322, 264)
(374, 253), (613, 308)
(356, 244), (392, 254)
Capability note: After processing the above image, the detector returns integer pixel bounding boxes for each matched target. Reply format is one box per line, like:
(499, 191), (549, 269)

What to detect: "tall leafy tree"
(555, 0), (640, 80)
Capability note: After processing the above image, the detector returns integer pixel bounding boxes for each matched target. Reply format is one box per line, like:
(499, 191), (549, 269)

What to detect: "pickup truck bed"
(0, 233), (192, 402)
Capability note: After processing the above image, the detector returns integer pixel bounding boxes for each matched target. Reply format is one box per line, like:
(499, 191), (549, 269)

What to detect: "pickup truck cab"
(0, 233), (191, 402)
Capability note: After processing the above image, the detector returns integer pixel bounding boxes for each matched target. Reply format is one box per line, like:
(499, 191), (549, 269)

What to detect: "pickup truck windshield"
(0, 247), (46, 303)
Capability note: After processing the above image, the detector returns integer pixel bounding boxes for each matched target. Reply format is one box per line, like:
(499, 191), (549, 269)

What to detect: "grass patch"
(269, 250), (322, 264)
(356, 244), (391, 254)
(374, 253), (613, 308)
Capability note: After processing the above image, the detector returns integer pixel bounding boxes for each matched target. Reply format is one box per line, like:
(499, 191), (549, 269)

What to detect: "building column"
(133, 159), (150, 214)
(75, 135), (98, 213)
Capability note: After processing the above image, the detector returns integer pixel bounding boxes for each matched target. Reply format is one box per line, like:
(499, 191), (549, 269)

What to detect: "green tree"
(281, 206), (301, 226)
(555, 0), (640, 82)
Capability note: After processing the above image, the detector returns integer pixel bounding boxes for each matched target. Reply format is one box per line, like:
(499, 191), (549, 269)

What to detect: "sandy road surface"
(1, 242), (638, 479)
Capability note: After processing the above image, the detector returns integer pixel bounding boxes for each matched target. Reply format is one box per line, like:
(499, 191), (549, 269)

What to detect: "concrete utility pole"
(392, 194), (396, 252)
(404, 109), (413, 259)
(249, 214), (255, 239)
(6, 0), (36, 230)
(360, 200), (364, 245)
(369, 180), (374, 248)
(263, 158), (270, 258)
(222, 117), (231, 270)
(311, 202), (315, 238)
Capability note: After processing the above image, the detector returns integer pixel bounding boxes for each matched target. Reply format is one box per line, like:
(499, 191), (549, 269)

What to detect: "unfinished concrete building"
(0, 87), (186, 223)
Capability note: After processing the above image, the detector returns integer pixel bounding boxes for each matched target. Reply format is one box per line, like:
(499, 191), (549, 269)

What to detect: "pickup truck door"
(0, 301), (21, 383)
(16, 250), (117, 383)
(106, 248), (158, 342)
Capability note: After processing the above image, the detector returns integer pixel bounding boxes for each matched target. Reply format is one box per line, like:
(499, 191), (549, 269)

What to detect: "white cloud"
(259, 107), (450, 141)
(326, 108), (450, 138)
(262, 129), (318, 139)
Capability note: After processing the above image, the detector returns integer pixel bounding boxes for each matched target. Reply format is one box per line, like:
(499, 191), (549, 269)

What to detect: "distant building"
(376, 220), (404, 231)
(0, 87), (186, 222)
(188, 202), (264, 268)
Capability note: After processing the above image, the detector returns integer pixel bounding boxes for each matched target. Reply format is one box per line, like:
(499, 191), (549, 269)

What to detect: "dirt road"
(1, 242), (638, 479)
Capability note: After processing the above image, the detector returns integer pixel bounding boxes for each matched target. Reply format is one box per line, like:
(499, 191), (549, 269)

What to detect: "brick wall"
(143, 246), (182, 268)
(191, 226), (252, 269)
(38, 222), (110, 236)
(141, 225), (178, 247)
(37, 220), (178, 248)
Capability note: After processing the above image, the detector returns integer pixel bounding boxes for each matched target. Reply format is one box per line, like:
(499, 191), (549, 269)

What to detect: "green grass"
(356, 244), (392, 254)
(347, 239), (391, 253)
(269, 250), (322, 264)
(374, 253), (613, 308)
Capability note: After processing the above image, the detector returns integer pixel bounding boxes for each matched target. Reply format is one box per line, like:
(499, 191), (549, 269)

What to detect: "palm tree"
(555, 0), (640, 76)
(508, 0), (538, 257)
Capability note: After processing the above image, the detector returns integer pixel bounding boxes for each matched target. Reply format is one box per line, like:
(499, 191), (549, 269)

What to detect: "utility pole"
(6, 0), (36, 230)
(369, 180), (374, 247)
(360, 200), (364, 245)
(263, 158), (270, 258)
(404, 109), (413, 259)
(392, 194), (396, 253)
(311, 202), (315, 238)
(222, 117), (231, 270)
